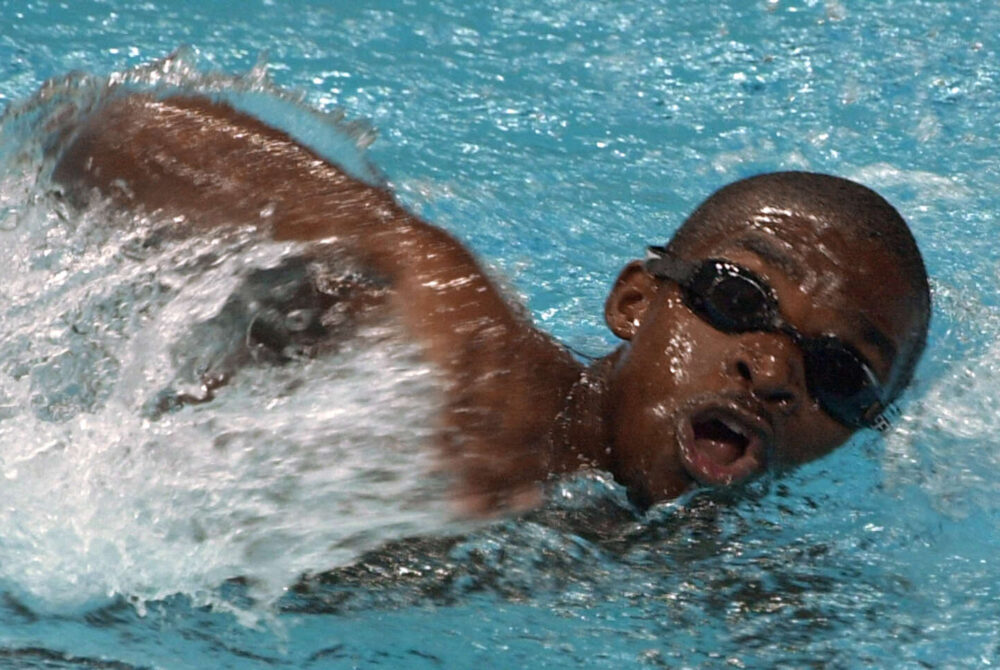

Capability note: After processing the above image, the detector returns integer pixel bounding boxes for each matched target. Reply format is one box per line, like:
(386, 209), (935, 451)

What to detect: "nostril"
(763, 389), (795, 406)
(735, 354), (799, 411)
(736, 361), (752, 381)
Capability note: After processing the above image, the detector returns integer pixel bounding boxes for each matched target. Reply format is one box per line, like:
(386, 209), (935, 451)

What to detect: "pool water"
(1, 0), (999, 667)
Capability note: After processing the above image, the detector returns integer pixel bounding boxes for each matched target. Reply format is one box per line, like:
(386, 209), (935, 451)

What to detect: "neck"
(547, 349), (623, 475)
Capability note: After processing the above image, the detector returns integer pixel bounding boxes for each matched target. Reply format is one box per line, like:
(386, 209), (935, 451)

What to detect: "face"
(604, 214), (922, 507)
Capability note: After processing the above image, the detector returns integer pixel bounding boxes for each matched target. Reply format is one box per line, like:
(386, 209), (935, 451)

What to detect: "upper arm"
(50, 94), (534, 376)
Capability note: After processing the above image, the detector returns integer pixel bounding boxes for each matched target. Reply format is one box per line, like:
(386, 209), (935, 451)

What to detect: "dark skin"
(604, 222), (920, 505)
(50, 95), (924, 513)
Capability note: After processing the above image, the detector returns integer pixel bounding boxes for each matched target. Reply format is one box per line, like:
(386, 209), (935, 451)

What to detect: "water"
(1, 0), (998, 667)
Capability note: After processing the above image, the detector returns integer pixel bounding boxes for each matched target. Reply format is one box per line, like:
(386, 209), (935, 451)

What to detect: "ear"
(605, 260), (660, 340)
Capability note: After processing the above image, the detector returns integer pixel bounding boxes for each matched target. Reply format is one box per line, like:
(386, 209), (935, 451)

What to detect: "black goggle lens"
(689, 261), (777, 332)
(677, 259), (886, 428)
(802, 337), (883, 427)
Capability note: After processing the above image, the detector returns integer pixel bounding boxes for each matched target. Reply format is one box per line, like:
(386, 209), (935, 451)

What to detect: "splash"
(0, 48), (381, 193)
(882, 280), (1000, 521)
(0, 54), (457, 615)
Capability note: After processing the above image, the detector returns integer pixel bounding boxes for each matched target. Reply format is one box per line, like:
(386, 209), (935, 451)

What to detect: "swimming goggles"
(644, 245), (890, 429)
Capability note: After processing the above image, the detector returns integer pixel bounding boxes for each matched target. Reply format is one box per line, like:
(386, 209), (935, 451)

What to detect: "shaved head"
(664, 171), (930, 399)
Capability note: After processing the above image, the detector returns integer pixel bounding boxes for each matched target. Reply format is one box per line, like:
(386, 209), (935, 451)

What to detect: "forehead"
(684, 208), (904, 288)
(684, 213), (920, 368)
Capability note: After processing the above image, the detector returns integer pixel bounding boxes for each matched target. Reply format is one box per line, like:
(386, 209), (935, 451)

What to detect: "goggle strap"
(644, 246), (694, 283)
(868, 402), (900, 432)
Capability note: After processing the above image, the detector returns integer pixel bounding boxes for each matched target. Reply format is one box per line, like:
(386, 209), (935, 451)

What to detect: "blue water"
(1, 0), (999, 667)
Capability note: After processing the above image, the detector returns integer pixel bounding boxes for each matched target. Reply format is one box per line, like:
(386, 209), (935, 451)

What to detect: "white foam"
(881, 284), (1000, 520)
(0, 63), (458, 614)
(850, 162), (973, 201)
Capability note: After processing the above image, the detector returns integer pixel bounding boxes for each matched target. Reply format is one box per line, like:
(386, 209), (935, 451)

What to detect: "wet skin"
(602, 218), (920, 506)
(49, 95), (924, 513)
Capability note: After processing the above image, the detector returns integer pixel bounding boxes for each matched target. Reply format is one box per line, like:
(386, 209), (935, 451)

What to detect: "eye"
(808, 344), (872, 398)
(703, 265), (776, 331)
(712, 274), (771, 320)
(684, 259), (779, 332)
(802, 336), (884, 428)
(818, 353), (862, 394)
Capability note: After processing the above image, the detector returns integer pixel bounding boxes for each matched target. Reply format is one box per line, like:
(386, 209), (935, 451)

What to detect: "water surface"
(1, 0), (998, 667)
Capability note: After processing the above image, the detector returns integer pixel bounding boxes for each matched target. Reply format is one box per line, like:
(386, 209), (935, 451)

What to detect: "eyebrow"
(732, 233), (807, 282)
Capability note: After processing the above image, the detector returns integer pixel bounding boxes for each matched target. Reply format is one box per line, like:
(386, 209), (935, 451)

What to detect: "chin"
(616, 447), (694, 510)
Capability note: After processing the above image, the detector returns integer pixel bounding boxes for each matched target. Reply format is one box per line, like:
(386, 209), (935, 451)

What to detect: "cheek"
(632, 296), (731, 390)
(779, 409), (855, 466)
(608, 301), (737, 500)
(611, 380), (680, 465)
(661, 331), (695, 383)
(609, 399), (689, 503)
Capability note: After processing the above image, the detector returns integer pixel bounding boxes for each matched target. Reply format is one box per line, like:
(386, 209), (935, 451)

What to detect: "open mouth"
(679, 407), (770, 487)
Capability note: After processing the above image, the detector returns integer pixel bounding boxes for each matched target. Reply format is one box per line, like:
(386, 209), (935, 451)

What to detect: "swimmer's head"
(602, 171), (930, 507)
(665, 172), (930, 397)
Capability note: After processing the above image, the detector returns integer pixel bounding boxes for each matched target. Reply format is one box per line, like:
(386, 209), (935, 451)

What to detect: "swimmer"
(50, 95), (930, 512)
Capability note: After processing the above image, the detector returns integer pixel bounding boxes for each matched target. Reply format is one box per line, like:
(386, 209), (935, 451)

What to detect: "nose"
(732, 335), (803, 414)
